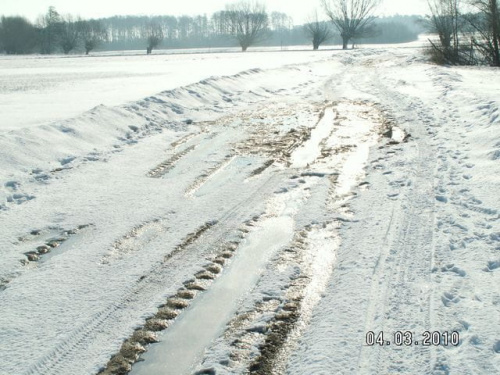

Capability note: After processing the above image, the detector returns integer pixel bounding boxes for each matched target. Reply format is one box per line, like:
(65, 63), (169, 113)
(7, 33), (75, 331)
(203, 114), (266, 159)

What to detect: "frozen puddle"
(333, 102), (380, 197)
(131, 216), (294, 375)
(291, 106), (336, 168)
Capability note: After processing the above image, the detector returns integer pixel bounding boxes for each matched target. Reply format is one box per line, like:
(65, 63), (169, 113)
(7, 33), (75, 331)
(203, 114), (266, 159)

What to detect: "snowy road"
(0, 47), (499, 375)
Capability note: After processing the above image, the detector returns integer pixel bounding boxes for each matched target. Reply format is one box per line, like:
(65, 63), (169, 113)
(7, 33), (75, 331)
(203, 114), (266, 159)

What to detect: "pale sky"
(1, 0), (429, 24)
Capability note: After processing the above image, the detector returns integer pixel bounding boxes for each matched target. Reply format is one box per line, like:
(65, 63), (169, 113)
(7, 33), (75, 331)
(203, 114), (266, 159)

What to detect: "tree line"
(0, 1), (423, 55)
(0, 6), (106, 55)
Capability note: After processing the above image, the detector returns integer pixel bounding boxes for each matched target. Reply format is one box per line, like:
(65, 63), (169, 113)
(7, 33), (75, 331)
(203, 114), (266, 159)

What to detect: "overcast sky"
(2, 0), (429, 24)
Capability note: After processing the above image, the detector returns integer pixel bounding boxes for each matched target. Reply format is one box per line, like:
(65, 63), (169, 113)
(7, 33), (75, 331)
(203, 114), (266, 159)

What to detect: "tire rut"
(24, 173), (285, 375)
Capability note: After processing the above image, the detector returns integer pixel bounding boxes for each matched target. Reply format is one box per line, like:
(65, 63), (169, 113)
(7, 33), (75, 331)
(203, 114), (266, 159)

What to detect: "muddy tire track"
(24, 220), (219, 375)
(196, 221), (340, 375)
(99, 214), (268, 375)
(23, 172), (284, 375)
(99, 230), (247, 375)
(0, 224), (93, 294)
(169, 133), (197, 149)
(185, 155), (235, 196)
(249, 159), (275, 178)
(147, 145), (196, 178)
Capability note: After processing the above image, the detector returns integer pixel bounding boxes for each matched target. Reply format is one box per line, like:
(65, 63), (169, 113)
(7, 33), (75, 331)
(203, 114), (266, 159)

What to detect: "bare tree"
(467, 0), (500, 65)
(322, 0), (381, 49)
(78, 19), (107, 55)
(427, 0), (465, 63)
(59, 15), (81, 54)
(428, 0), (459, 48)
(271, 11), (293, 47)
(226, 1), (269, 51)
(304, 12), (333, 50)
(143, 20), (164, 54)
(36, 6), (62, 54)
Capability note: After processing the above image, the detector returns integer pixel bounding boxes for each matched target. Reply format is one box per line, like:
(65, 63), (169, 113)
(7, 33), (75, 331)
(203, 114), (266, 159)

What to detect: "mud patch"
(236, 126), (312, 166)
(225, 102), (323, 166)
(0, 224), (93, 293)
(248, 297), (302, 374)
(378, 106), (410, 145)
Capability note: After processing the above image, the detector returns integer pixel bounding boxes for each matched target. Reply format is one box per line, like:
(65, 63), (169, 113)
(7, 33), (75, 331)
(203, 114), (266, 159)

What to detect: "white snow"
(0, 43), (498, 375)
(0, 50), (327, 131)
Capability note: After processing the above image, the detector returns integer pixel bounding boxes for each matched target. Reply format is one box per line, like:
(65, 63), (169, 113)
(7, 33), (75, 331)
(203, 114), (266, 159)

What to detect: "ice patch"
(291, 107), (336, 168)
(131, 216), (294, 375)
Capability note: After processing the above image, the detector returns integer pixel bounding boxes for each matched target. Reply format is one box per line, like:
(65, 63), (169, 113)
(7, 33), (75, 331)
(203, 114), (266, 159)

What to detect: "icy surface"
(291, 107), (336, 168)
(132, 217), (293, 375)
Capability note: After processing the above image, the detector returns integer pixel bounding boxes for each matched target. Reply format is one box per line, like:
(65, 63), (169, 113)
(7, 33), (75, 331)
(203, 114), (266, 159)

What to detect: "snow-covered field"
(0, 49), (329, 130)
(0, 44), (499, 375)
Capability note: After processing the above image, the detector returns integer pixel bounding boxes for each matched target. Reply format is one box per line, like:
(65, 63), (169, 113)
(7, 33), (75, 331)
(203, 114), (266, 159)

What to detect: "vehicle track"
(185, 155), (235, 197)
(23, 170), (286, 375)
(146, 144), (197, 178)
(355, 67), (437, 374)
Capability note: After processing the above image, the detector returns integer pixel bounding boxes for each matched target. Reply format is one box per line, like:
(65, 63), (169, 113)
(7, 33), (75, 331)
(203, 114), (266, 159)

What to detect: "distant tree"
(78, 19), (107, 54)
(59, 15), (81, 54)
(271, 11), (288, 31)
(426, 0), (476, 64)
(322, 0), (381, 49)
(37, 6), (63, 54)
(270, 11), (293, 47)
(163, 15), (179, 41)
(304, 12), (333, 50)
(358, 20), (418, 44)
(466, 0), (500, 66)
(143, 20), (163, 54)
(211, 11), (232, 36)
(0, 16), (37, 54)
(178, 16), (192, 40)
(225, 1), (269, 51)
(427, 0), (460, 49)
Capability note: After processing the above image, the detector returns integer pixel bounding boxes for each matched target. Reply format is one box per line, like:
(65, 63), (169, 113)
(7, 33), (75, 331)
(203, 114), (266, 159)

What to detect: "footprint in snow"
(441, 291), (460, 307)
(470, 335), (482, 346)
(483, 260), (500, 272)
(441, 264), (466, 277)
(7, 193), (35, 205)
(494, 340), (500, 353)
(436, 195), (448, 203)
(59, 156), (76, 166)
(4, 180), (20, 191)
